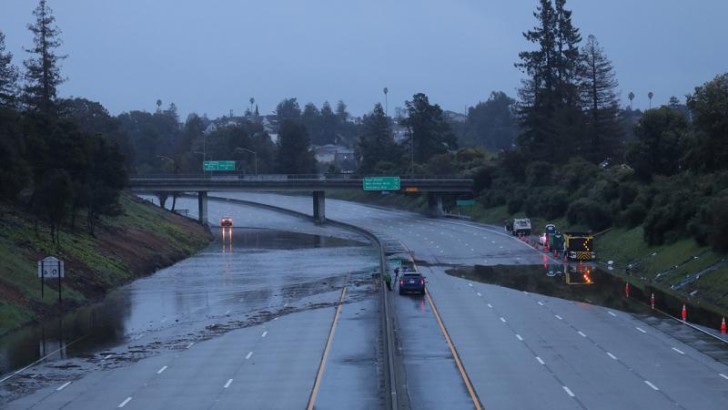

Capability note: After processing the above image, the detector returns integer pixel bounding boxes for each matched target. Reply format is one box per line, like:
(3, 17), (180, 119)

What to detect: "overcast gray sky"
(2, 0), (727, 119)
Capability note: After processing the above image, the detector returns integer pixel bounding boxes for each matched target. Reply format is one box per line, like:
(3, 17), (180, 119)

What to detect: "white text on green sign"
(203, 161), (236, 171)
(363, 176), (401, 191)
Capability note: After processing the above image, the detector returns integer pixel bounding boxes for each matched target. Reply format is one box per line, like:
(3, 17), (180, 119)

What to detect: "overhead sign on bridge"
(363, 176), (401, 191)
(203, 161), (236, 171)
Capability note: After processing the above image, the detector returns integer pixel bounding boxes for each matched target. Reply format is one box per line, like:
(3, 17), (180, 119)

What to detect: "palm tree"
(628, 91), (635, 109)
(648, 91), (654, 109)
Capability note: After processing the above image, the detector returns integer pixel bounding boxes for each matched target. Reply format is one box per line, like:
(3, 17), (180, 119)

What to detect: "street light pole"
(235, 147), (258, 175)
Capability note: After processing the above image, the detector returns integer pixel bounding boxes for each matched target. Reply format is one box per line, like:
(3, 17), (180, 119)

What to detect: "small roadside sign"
(363, 176), (400, 191)
(38, 256), (64, 278)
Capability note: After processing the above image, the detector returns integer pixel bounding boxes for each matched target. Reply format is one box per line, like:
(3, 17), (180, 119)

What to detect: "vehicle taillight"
(420, 279), (425, 286)
(400, 280), (404, 287)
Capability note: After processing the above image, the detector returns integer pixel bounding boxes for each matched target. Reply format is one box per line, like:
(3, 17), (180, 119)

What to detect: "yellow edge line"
(307, 286), (347, 410)
(426, 290), (483, 410)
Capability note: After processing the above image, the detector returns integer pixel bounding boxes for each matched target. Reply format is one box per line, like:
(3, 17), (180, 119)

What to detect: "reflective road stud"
(681, 304), (687, 321)
(650, 293), (655, 310)
(625, 282), (630, 298)
(721, 317), (726, 335)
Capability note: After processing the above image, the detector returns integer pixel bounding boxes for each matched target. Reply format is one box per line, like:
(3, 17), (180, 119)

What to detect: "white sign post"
(37, 256), (64, 302)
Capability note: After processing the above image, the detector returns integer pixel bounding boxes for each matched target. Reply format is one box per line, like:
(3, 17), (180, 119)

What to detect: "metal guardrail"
(128, 174), (472, 194)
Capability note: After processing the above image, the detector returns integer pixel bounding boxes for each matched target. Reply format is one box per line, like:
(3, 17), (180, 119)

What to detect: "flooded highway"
(0, 198), (381, 406)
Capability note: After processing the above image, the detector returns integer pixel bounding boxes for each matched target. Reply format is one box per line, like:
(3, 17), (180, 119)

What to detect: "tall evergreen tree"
(402, 93), (457, 172)
(356, 103), (401, 175)
(0, 31), (19, 107)
(516, 0), (584, 163)
(23, 0), (66, 114)
(276, 119), (316, 174)
(580, 34), (621, 163)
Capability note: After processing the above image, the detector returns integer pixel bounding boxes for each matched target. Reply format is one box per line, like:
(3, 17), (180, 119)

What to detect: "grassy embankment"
(333, 191), (728, 317)
(0, 193), (212, 336)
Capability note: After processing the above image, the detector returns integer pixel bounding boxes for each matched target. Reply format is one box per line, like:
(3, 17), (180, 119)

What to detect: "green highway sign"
(363, 176), (401, 191)
(203, 161), (236, 171)
(456, 198), (475, 206)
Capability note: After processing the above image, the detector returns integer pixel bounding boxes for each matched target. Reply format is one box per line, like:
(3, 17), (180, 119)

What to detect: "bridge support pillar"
(198, 191), (208, 225)
(427, 192), (444, 217)
(313, 190), (326, 224)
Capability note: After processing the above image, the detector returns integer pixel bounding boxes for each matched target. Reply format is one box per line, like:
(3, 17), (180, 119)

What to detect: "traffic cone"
(625, 282), (630, 298)
(721, 317), (726, 335)
(650, 293), (655, 310)
(681, 304), (687, 321)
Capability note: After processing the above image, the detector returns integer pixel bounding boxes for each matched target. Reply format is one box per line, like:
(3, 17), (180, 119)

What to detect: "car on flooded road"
(220, 216), (233, 227)
(399, 272), (426, 295)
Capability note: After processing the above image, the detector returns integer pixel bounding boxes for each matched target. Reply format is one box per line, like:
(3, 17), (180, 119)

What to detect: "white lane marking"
(186, 342), (194, 349)
(536, 357), (545, 365)
(524, 291), (529, 295)
(224, 378), (233, 388)
(225, 310), (231, 315)
(246, 352), (253, 360)
(476, 292), (482, 297)
(500, 317), (507, 323)
(487, 304), (493, 308)
(607, 352), (617, 360)
(555, 315), (563, 320)
(563, 386), (575, 397)
(538, 301), (544, 306)
(608, 311), (617, 317)
(261, 331), (268, 338)
(133, 334), (144, 340)
(516, 334), (523, 341)
(672, 347), (685, 355)
(157, 365), (168, 374)
(119, 397), (132, 408)
(645, 380), (660, 391)
(274, 317), (279, 321)
(56, 381), (71, 391)
(468, 283), (473, 287)
(636, 327), (647, 334)
(720, 373), (728, 380)
(103, 354), (112, 360)
(578, 331), (587, 338)
(160, 318), (168, 323)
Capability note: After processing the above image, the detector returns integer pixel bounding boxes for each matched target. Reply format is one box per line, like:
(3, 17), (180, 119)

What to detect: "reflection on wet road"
(0, 200), (379, 406)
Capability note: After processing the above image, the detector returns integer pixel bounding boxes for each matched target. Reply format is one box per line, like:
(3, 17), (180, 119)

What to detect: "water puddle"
(448, 262), (728, 335)
(214, 227), (367, 250)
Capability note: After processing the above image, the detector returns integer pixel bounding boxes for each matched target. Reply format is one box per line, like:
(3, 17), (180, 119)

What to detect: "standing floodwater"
(0, 205), (378, 380)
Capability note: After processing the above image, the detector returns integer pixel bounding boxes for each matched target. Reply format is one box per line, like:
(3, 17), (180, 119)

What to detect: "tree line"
(0, 0), (126, 244)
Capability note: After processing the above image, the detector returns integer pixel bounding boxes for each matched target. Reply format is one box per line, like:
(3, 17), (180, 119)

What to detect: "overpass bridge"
(128, 174), (473, 224)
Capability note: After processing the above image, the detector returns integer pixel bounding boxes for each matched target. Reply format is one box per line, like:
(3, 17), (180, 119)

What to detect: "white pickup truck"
(506, 218), (532, 236)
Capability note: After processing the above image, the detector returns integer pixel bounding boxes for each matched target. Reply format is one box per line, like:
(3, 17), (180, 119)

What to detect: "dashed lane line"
(644, 380), (660, 391)
(562, 386), (576, 397)
(224, 379), (233, 388)
(536, 357), (545, 365)
(261, 331), (268, 338)
(118, 397), (132, 408)
(246, 352), (253, 360)
(56, 381), (71, 391)
(672, 347), (685, 355)
(607, 352), (618, 360)
(636, 327), (647, 334)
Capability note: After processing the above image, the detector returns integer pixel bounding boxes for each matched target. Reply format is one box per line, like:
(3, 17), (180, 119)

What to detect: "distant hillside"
(0, 193), (212, 336)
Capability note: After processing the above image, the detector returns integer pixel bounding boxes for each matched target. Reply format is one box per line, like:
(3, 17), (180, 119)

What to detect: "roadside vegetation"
(0, 193), (211, 336)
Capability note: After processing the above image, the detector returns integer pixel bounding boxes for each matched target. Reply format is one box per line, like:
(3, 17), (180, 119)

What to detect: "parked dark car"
(399, 272), (426, 295)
